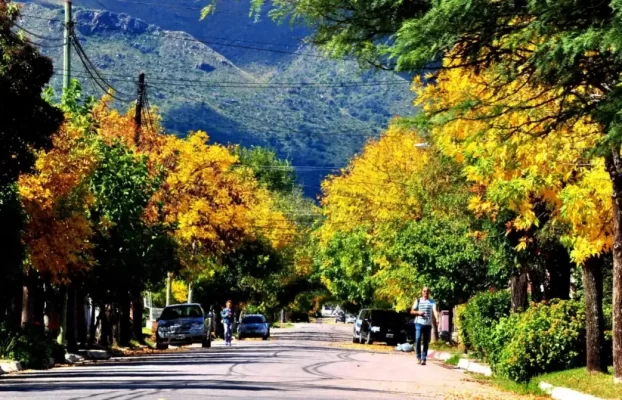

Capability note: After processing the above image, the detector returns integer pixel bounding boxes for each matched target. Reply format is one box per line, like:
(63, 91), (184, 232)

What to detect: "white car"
(345, 314), (356, 324)
(321, 305), (334, 317)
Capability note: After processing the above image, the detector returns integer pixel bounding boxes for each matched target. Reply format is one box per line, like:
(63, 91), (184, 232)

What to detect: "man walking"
(410, 287), (438, 365)
(221, 300), (234, 346)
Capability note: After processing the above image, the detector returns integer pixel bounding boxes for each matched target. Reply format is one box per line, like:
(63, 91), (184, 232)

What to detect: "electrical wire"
(70, 32), (134, 101)
(14, 23), (63, 41)
(18, 12), (352, 60)
(49, 68), (409, 89)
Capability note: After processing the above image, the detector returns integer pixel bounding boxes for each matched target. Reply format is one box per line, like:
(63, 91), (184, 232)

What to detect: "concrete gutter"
(538, 382), (605, 400)
(427, 351), (492, 376)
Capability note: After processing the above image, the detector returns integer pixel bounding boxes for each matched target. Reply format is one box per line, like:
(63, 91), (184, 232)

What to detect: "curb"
(428, 351), (492, 376)
(538, 382), (605, 400)
(0, 361), (23, 375)
(77, 349), (112, 360)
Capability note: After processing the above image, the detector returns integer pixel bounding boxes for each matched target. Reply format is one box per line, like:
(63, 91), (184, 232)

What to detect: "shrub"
(491, 299), (585, 382)
(0, 322), (62, 369)
(459, 290), (511, 359)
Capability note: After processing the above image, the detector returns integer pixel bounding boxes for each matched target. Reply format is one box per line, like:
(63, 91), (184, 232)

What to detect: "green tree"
(235, 146), (296, 194)
(0, 0), (63, 321)
(245, 0), (622, 378)
(86, 141), (177, 346)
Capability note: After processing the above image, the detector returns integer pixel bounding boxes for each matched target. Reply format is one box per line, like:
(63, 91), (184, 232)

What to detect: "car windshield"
(160, 305), (203, 320)
(242, 316), (264, 324)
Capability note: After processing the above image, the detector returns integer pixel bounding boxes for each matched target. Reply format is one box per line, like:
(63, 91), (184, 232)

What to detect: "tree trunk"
(132, 295), (144, 343)
(528, 271), (544, 302)
(98, 303), (110, 347)
(77, 291), (87, 347)
(545, 246), (572, 300)
(66, 286), (78, 352)
(511, 272), (529, 312)
(119, 300), (131, 346)
(606, 152), (622, 384)
(582, 257), (608, 373)
(20, 278), (32, 329)
(88, 300), (97, 347)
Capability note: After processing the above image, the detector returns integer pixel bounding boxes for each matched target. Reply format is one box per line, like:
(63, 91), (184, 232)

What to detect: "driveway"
(0, 322), (525, 399)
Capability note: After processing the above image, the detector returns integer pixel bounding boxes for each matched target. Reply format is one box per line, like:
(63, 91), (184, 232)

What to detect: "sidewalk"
(427, 351), (606, 400)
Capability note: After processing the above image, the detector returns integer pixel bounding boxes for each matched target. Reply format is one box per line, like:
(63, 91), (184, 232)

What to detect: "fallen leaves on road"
(329, 342), (406, 353)
(444, 393), (548, 400)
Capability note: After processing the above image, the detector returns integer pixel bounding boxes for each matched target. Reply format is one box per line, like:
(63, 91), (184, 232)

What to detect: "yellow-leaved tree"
(91, 97), (294, 279)
(19, 112), (98, 284)
(414, 59), (611, 372)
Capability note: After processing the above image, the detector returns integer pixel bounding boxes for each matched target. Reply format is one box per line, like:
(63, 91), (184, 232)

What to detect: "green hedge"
(0, 323), (65, 369)
(459, 290), (511, 359)
(490, 299), (585, 382)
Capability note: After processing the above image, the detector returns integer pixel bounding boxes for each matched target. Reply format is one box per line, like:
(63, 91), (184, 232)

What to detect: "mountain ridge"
(19, 1), (416, 195)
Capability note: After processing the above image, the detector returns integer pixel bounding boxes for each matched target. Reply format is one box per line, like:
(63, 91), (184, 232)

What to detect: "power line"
(49, 67), (408, 89)
(70, 32), (134, 102)
(18, 12), (350, 60)
(19, 12), (302, 48)
(14, 23), (63, 41)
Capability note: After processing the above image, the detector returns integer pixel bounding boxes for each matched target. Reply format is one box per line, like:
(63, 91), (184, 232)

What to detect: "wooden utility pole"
(134, 72), (145, 145)
(58, 0), (72, 347)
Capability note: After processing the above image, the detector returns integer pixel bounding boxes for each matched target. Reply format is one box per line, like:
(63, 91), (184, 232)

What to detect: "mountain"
(19, 1), (416, 195)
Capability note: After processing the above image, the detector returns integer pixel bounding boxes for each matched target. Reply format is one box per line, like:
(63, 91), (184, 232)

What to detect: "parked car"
(156, 303), (211, 350)
(352, 309), (404, 345)
(335, 311), (356, 323)
(321, 305), (334, 317)
(237, 314), (270, 340)
(289, 311), (310, 323)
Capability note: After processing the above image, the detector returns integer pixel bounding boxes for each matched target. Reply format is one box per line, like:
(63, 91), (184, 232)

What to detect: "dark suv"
(353, 309), (404, 345)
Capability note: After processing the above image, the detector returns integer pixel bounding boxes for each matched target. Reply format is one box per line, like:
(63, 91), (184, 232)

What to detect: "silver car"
(156, 303), (211, 350)
(237, 314), (270, 340)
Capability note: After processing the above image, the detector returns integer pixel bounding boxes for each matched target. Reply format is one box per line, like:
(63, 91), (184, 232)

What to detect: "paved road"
(0, 323), (517, 399)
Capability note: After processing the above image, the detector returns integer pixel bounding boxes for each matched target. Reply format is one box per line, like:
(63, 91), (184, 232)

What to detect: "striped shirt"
(413, 298), (436, 326)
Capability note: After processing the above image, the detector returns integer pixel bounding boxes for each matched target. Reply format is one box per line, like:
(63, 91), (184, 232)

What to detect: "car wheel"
(262, 336), (268, 341)
(365, 332), (374, 345)
(156, 341), (168, 350)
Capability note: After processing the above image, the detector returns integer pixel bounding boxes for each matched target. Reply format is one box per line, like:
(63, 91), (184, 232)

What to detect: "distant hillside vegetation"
(20, 1), (416, 195)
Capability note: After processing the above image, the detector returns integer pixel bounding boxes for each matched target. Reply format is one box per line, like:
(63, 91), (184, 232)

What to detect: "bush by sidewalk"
(0, 322), (65, 369)
(458, 292), (588, 383)
(458, 290), (511, 359)
(491, 299), (585, 382)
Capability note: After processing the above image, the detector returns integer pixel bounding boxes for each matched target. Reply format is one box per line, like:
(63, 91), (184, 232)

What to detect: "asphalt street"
(0, 322), (515, 399)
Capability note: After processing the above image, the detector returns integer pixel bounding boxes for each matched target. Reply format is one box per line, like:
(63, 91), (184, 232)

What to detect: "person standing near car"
(410, 287), (438, 365)
(221, 300), (234, 346)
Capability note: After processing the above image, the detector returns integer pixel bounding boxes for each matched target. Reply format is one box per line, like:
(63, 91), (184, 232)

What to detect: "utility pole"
(187, 282), (193, 304)
(58, 0), (72, 347)
(134, 72), (145, 145)
(63, 0), (72, 92)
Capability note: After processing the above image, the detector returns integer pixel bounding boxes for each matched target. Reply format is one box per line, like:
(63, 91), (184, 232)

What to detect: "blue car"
(156, 303), (211, 350)
(237, 314), (270, 340)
